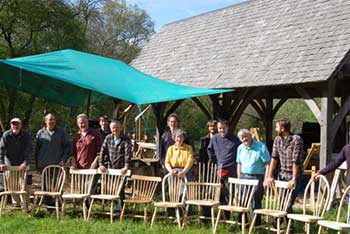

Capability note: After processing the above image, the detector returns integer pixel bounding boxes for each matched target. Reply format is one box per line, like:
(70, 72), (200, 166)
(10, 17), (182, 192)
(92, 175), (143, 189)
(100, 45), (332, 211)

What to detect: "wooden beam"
(295, 86), (322, 124)
(272, 98), (287, 117)
(191, 97), (212, 120)
(331, 99), (350, 141)
(231, 87), (264, 129)
(250, 100), (266, 125)
(165, 99), (184, 120)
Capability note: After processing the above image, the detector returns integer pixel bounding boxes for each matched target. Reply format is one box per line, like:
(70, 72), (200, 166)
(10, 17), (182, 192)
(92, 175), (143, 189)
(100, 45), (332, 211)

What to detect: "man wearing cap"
(0, 118), (32, 171)
(0, 117), (32, 206)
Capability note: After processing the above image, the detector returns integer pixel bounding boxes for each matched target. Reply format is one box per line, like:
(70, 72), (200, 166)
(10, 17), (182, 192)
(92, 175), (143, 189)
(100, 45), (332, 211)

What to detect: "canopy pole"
(86, 91), (92, 116)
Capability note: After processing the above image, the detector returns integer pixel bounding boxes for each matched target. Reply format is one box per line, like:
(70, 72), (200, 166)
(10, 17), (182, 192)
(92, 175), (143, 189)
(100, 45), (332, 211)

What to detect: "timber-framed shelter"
(131, 0), (350, 168)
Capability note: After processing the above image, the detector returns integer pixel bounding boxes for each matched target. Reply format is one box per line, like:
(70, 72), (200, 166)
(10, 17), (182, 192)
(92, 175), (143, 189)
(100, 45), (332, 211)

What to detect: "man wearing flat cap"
(0, 118), (32, 171)
(0, 118), (32, 206)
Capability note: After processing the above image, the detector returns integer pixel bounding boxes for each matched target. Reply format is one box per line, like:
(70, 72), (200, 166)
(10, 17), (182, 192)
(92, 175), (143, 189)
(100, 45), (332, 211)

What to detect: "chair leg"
(87, 198), (94, 221)
(242, 212), (246, 234)
(0, 195), (4, 217)
(83, 199), (87, 221)
(248, 213), (258, 234)
(144, 204), (148, 224)
(306, 223), (310, 234)
(182, 204), (190, 229)
(277, 217), (281, 234)
(37, 196), (44, 213)
(61, 200), (65, 218)
(55, 197), (60, 220)
(198, 205), (202, 224)
(286, 218), (292, 234)
(175, 208), (181, 230)
(120, 202), (126, 221)
(317, 226), (323, 234)
(213, 209), (221, 234)
(110, 200), (114, 223)
(151, 207), (157, 227)
(211, 207), (215, 228)
(21, 194), (28, 213)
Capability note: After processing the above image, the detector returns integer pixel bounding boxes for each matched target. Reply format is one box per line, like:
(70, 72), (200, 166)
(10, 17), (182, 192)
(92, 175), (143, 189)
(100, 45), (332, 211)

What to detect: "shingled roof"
(131, 0), (350, 89)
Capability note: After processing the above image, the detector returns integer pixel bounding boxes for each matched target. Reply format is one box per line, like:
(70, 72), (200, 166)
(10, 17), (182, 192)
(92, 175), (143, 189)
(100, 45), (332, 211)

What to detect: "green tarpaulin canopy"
(0, 49), (231, 106)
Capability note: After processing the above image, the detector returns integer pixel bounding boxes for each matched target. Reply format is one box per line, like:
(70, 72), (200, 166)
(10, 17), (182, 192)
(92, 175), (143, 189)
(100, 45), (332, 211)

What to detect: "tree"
(0, 0), (87, 126)
(85, 0), (155, 62)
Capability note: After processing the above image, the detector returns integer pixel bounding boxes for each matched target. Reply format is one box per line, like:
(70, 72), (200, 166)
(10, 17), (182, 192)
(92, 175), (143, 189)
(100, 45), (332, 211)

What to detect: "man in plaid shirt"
(99, 120), (132, 213)
(266, 118), (303, 214)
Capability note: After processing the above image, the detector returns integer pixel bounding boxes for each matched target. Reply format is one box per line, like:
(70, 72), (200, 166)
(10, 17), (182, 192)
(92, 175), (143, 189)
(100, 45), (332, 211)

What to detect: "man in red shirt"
(71, 114), (102, 169)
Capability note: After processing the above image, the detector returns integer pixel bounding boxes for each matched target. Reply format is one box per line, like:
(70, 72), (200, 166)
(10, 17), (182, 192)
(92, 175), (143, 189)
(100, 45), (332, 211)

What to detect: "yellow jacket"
(165, 143), (193, 171)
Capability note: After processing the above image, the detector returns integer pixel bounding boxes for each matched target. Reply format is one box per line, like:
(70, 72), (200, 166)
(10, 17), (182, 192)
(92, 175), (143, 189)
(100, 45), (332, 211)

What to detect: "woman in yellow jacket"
(165, 129), (193, 180)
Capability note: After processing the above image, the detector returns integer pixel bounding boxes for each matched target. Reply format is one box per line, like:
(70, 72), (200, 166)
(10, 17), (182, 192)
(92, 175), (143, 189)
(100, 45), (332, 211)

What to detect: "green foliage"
(0, 0), (155, 136)
(274, 99), (318, 134)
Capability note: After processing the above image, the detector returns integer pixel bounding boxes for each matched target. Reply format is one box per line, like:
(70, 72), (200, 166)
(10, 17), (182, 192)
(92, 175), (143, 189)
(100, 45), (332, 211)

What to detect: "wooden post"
(265, 97), (273, 151)
(319, 80), (335, 168)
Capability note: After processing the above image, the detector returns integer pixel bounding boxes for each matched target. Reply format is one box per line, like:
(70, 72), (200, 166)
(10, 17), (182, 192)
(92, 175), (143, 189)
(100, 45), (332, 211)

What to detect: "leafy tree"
(85, 0), (155, 62)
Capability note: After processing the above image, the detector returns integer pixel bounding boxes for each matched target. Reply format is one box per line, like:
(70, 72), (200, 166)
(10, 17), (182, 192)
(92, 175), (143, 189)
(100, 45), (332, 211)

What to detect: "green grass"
(0, 206), (340, 234)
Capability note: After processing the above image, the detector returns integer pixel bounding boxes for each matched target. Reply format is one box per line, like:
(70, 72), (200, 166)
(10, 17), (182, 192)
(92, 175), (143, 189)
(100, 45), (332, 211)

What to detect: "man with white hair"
(236, 129), (270, 226)
(71, 114), (102, 169)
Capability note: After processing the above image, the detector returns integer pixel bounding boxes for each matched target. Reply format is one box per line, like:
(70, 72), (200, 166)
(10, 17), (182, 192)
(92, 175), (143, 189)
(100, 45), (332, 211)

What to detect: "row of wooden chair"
(3, 165), (349, 234)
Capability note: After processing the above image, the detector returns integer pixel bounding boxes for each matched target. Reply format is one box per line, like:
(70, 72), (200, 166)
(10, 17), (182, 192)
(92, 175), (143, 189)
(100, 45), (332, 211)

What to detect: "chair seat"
(154, 201), (183, 208)
(287, 213), (323, 222)
(62, 193), (89, 199)
(123, 199), (152, 204)
(34, 191), (61, 196)
(254, 209), (287, 218)
(186, 200), (220, 206)
(90, 194), (119, 200)
(218, 205), (250, 212)
(318, 220), (350, 231)
(0, 191), (27, 196)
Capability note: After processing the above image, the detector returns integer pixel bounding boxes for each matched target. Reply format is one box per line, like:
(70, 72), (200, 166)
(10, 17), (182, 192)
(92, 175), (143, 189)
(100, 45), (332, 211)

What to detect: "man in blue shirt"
(207, 120), (241, 210)
(236, 129), (270, 225)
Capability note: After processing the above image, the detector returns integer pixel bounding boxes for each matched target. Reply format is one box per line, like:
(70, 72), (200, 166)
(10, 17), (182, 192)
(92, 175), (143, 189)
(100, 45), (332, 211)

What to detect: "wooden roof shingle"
(131, 0), (350, 89)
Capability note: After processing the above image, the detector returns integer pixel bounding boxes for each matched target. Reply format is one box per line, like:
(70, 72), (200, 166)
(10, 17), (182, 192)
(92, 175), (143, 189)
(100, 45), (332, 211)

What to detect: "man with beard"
(266, 118), (303, 217)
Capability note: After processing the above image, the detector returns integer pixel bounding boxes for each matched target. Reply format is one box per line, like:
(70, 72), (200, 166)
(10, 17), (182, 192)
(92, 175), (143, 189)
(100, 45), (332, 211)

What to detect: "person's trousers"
(240, 173), (264, 225)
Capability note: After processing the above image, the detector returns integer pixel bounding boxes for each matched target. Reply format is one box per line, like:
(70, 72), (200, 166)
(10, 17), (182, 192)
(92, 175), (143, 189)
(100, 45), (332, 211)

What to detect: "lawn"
(0, 204), (340, 234)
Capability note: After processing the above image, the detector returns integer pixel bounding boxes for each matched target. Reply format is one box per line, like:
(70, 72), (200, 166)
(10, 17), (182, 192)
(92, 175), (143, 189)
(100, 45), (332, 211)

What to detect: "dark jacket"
(0, 129), (32, 166)
(320, 144), (350, 185)
(99, 134), (132, 169)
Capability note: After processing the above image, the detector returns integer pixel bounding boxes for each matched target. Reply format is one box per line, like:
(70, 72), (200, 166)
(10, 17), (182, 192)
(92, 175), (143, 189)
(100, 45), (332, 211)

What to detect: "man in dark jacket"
(0, 117), (32, 206)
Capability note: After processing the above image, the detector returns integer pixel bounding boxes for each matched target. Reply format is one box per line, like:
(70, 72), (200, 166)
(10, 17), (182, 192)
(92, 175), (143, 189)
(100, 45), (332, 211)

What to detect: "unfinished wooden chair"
(213, 178), (259, 234)
(151, 173), (187, 229)
(198, 162), (221, 184)
(87, 168), (131, 223)
(33, 165), (66, 220)
(120, 175), (161, 223)
(61, 168), (96, 221)
(286, 175), (330, 234)
(318, 185), (350, 234)
(182, 181), (221, 228)
(248, 180), (294, 234)
(0, 166), (28, 216)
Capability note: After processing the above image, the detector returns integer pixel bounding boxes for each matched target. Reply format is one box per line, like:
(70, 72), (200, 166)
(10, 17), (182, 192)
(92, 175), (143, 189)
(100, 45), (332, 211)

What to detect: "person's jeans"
(240, 173), (264, 225)
(220, 167), (235, 218)
(279, 175), (301, 214)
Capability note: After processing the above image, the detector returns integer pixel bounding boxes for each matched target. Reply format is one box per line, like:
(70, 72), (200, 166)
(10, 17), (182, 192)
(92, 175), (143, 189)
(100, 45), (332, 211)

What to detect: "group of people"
(2, 110), (349, 226)
(160, 114), (304, 226)
(0, 113), (132, 207)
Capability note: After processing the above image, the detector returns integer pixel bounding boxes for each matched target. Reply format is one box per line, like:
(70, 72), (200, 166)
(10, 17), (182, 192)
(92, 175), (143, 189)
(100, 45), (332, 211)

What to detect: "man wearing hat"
(0, 117), (32, 206)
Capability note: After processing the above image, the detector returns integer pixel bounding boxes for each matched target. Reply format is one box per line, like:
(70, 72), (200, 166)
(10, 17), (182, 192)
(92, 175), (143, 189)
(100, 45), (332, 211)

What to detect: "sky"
(126, 0), (247, 30)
